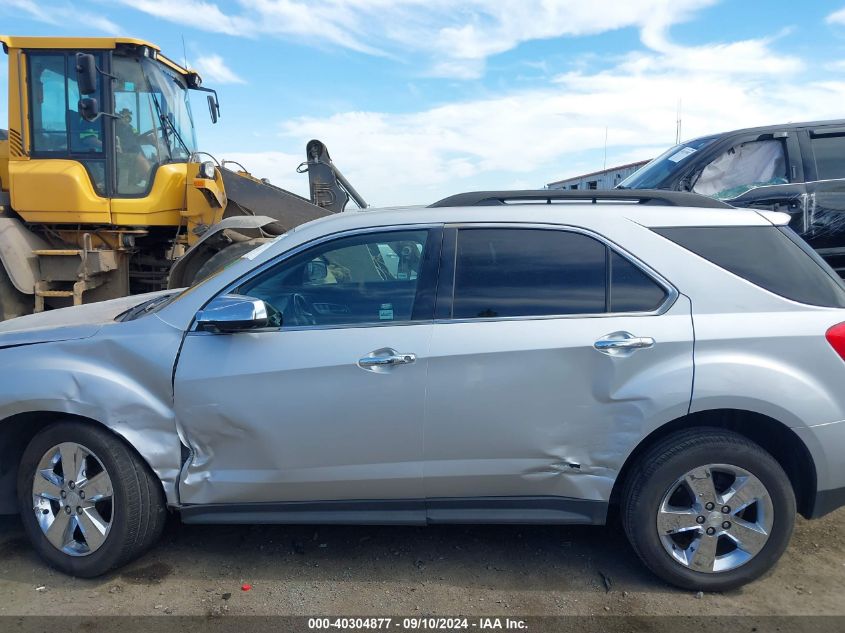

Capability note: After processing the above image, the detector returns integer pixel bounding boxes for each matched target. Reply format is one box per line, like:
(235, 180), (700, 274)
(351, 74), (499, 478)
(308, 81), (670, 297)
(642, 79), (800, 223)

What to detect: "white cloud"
(118, 0), (723, 79)
(3, 0), (121, 34)
(218, 41), (842, 206)
(193, 54), (246, 84)
(827, 7), (845, 26)
(117, 0), (251, 36)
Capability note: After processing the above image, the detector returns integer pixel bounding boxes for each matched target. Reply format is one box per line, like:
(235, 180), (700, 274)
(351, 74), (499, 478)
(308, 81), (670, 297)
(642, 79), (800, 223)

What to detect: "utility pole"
(603, 126), (608, 171)
(675, 98), (682, 145)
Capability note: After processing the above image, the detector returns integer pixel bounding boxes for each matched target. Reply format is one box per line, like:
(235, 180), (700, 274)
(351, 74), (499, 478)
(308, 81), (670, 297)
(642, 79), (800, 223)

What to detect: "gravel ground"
(0, 508), (843, 619)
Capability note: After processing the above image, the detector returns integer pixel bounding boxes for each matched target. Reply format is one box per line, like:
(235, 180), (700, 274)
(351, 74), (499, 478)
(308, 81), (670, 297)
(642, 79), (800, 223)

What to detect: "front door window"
(693, 139), (788, 199)
(238, 230), (432, 327)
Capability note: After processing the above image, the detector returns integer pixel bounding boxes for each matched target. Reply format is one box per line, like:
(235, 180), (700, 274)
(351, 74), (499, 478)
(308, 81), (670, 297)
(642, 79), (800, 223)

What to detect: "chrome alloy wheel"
(657, 464), (774, 573)
(31, 442), (114, 556)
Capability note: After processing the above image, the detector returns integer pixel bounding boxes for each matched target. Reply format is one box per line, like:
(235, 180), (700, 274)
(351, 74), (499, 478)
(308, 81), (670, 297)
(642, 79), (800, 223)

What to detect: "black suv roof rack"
(428, 189), (733, 209)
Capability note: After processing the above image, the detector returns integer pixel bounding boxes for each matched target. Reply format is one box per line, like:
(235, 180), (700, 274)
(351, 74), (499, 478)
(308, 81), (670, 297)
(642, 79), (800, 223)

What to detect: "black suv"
(619, 119), (845, 277)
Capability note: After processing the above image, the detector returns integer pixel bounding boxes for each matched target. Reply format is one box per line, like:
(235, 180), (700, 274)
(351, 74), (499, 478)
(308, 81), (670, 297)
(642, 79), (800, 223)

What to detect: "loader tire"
(191, 239), (267, 285)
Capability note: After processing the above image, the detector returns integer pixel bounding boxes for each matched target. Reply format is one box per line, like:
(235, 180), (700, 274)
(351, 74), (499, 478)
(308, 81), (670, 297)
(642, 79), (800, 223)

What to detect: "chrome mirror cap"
(195, 294), (272, 333)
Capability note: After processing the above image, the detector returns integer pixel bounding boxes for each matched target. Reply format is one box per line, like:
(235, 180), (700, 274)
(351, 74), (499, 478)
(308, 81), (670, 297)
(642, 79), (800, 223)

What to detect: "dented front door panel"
(174, 325), (432, 505)
(422, 296), (694, 504)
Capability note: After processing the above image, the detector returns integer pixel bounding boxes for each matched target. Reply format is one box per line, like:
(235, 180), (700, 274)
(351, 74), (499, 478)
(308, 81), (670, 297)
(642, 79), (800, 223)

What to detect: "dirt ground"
(0, 508), (843, 620)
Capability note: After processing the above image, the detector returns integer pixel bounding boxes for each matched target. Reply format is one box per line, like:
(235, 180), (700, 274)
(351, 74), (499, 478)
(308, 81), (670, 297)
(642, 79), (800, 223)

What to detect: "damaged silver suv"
(2, 189), (845, 591)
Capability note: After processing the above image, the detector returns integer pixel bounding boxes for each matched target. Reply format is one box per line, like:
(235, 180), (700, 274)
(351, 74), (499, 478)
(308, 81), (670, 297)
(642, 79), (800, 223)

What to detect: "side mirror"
(305, 259), (328, 283)
(207, 94), (219, 124)
(195, 294), (274, 333)
(75, 53), (98, 95)
(78, 97), (100, 122)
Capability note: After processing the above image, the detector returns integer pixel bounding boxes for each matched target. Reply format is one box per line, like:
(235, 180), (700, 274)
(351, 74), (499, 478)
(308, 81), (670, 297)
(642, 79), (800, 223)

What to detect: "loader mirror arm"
(192, 86), (221, 124)
(78, 97), (119, 123)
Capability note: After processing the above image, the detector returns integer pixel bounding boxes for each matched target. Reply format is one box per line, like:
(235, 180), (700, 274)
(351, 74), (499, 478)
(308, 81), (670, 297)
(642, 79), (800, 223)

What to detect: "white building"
(547, 160), (649, 191)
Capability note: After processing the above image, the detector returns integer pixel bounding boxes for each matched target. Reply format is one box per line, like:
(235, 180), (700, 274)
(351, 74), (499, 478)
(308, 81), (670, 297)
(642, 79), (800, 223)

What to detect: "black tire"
(17, 420), (167, 577)
(622, 427), (795, 591)
(0, 266), (31, 321)
(192, 239), (267, 285)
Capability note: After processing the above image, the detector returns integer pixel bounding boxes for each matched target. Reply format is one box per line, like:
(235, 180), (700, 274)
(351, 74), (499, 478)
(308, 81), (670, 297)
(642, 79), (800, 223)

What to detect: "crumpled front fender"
(0, 317), (184, 506)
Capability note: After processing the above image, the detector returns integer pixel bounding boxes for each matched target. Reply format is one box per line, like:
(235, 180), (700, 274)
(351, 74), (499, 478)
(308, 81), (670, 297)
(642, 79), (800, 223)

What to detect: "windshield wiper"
(149, 91), (190, 159)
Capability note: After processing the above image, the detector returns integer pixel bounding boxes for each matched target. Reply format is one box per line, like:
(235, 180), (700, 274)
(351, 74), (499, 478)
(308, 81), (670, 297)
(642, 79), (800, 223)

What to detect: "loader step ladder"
(32, 237), (119, 312)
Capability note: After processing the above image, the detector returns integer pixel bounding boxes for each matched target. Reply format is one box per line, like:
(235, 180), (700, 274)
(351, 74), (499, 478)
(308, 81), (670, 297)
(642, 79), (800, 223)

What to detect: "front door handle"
(594, 332), (655, 355)
(358, 348), (416, 370)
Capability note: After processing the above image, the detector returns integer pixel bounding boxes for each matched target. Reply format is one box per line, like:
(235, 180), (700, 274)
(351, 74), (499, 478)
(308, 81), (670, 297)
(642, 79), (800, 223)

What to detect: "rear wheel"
(17, 421), (166, 577)
(622, 428), (795, 591)
(0, 266), (31, 321)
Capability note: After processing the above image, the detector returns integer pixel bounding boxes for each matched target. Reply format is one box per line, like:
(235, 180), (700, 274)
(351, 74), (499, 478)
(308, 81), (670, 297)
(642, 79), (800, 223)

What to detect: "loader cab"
(24, 43), (198, 199)
(1, 36), (207, 226)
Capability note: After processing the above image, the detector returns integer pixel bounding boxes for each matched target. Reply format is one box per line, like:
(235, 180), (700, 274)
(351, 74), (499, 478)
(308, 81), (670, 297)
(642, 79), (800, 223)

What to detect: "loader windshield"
(112, 55), (197, 194)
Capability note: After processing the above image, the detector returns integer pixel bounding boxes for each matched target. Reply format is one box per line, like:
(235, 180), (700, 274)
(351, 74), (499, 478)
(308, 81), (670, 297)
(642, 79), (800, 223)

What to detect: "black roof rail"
(428, 189), (733, 209)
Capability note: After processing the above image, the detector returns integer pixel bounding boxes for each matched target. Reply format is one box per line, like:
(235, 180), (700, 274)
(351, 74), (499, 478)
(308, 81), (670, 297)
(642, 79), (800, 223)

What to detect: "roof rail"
(428, 189), (733, 209)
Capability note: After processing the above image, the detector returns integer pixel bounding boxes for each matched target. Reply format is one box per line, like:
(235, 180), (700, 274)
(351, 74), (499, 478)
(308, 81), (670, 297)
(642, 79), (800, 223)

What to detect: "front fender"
(0, 318), (184, 505)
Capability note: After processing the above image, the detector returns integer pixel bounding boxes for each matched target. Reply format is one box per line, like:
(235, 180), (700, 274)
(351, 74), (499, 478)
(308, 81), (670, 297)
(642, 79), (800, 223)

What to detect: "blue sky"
(3, 0), (845, 205)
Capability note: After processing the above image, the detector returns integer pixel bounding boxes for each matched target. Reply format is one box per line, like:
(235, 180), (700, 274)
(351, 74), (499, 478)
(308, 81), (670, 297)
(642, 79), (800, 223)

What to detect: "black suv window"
(654, 226), (845, 308)
(238, 229), (436, 326)
(809, 131), (845, 181)
(451, 228), (668, 319)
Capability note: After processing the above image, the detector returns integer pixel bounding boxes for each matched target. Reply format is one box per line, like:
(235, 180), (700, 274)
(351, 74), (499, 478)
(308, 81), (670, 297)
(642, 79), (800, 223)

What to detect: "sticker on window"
(667, 146), (697, 163)
(379, 303), (394, 320)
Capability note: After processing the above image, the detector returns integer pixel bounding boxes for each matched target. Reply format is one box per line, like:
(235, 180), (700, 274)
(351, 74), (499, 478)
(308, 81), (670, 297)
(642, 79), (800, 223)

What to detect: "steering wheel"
(288, 293), (317, 326)
(137, 129), (158, 145)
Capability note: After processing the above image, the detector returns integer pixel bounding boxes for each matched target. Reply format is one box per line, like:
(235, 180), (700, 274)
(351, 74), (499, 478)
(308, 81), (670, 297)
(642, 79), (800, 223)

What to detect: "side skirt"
(179, 496), (608, 526)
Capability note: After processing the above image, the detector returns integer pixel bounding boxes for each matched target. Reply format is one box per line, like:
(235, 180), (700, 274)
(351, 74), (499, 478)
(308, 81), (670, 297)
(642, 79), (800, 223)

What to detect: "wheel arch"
(0, 410), (168, 515)
(610, 409), (818, 519)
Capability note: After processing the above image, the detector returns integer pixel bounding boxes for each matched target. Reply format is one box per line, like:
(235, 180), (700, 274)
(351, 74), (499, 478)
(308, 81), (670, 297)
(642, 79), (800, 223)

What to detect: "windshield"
(112, 55), (197, 194)
(618, 136), (717, 190)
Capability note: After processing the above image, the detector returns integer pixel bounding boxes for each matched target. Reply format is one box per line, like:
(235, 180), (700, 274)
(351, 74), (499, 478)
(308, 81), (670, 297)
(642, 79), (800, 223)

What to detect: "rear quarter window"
(654, 226), (845, 308)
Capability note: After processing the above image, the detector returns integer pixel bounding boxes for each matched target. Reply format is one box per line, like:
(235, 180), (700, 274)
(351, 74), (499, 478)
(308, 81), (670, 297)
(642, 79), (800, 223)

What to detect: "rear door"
(422, 225), (694, 522)
(798, 125), (845, 277)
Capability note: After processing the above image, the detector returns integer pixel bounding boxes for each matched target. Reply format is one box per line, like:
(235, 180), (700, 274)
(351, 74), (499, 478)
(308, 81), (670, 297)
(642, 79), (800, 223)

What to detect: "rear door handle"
(594, 332), (655, 355)
(358, 348), (416, 369)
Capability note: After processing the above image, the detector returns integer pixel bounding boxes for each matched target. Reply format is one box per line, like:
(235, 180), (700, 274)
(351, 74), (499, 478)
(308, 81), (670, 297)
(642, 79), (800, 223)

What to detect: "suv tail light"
(826, 322), (845, 361)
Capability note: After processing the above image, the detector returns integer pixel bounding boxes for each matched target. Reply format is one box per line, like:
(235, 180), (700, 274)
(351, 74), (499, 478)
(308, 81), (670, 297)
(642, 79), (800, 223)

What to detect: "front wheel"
(17, 421), (166, 577)
(622, 428), (796, 591)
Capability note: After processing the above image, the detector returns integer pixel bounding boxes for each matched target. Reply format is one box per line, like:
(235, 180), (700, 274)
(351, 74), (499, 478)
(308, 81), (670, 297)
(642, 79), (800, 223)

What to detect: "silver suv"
(1, 190), (844, 590)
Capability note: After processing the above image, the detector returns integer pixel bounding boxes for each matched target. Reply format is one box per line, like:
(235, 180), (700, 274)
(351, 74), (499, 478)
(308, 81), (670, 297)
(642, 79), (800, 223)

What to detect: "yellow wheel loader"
(0, 36), (365, 320)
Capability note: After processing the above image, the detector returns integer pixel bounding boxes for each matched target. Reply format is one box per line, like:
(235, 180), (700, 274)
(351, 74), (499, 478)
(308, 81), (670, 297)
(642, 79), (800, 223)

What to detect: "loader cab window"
(28, 52), (106, 193)
(112, 56), (162, 195)
(111, 55), (197, 196)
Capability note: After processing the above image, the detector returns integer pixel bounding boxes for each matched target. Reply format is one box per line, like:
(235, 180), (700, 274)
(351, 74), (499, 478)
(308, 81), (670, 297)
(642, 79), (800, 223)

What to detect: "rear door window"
(654, 226), (845, 308)
(610, 251), (667, 312)
(809, 132), (845, 181)
(450, 228), (669, 319)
